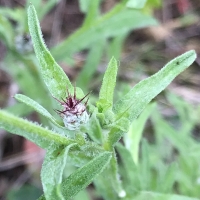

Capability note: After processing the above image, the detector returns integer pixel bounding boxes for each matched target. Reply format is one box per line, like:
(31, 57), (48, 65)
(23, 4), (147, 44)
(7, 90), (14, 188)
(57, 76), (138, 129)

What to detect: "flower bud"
(54, 88), (90, 130)
(62, 104), (89, 130)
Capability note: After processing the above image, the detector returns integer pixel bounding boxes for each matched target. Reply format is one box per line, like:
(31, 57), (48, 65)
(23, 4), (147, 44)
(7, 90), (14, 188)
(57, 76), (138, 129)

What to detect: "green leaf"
(41, 144), (77, 200)
(0, 110), (74, 150)
(6, 185), (43, 200)
(116, 143), (138, 195)
(106, 117), (130, 148)
(0, 110), (101, 167)
(94, 150), (125, 199)
(3, 54), (49, 107)
(27, 5), (73, 100)
(14, 94), (63, 128)
(94, 150), (125, 200)
(94, 173), (118, 200)
(51, 4), (157, 61)
(151, 110), (194, 153)
(107, 34), (127, 60)
(158, 163), (178, 193)
(73, 189), (91, 200)
(0, 7), (24, 23)
(125, 103), (156, 164)
(109, 150), (125, 198)
(84, 111), (102, 143)
(5, 103), (32, 117)
(0, 15), (14, 48)
(139, 140), (151, 190)
(126, 0), (148, 9)
(78, 0), (91, 13)
(37, 195), (45, 200)
(134, 191), (199, 200)
(82, 0), (101, 26)
(114, 50), (197, 122)
(97, 57), (118, 112)
(27, 0), (60, 20)
(60, 151), (111, 199)
(166, 92), (197, 133)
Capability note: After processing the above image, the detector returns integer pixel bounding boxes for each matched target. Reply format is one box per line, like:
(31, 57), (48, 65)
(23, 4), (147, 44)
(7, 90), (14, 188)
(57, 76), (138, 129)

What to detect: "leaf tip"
(110, 56), (117, 64)
(187, 49), (197, 59)
(28, 2), (35, 12)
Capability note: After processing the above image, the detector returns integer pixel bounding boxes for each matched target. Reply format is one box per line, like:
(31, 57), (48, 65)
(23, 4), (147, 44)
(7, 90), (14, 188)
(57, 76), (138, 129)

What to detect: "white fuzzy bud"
(62, 103), (89, 130)
(54, 89), (90, 131)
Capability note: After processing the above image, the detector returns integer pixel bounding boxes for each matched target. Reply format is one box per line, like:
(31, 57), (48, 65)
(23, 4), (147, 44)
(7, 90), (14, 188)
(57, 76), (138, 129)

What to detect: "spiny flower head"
(54, 88), (90, 130)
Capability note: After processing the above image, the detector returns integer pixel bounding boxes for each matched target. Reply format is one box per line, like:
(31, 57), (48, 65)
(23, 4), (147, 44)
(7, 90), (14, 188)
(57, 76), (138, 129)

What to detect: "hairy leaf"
(114, 50), (197, 122)
(15, 94), (63, 127)
(0, 110), (74, 150)
(61, 152), (111, 199)
(27, 5), (72, 100)
(41, 144), (76, 200)
(98, 57), (118, 112)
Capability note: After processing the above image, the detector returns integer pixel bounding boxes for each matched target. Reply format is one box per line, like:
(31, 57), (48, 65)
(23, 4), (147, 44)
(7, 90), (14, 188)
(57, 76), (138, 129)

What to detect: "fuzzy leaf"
(114, 50), (197, 122)
(106, 117), (130, 148)
(60, 152), (111, 199)
(37, 195), (45, 200)
(94, 151), (126, 200)
(41, 143), (77, 200)
(0, 110), (74, 150)
(14, 94), (63, 127)
(84, 112), (102, 143)
(97, 57), (118, 112)
(109, 150), (126, 198)
(27, 5), (73, 100)
(27, 0), (60, 20)
(38, 152), (111, 200)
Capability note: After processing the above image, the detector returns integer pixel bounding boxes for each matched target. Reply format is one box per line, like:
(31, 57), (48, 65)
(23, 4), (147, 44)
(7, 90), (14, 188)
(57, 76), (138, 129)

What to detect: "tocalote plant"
(0, 5), (197, 200)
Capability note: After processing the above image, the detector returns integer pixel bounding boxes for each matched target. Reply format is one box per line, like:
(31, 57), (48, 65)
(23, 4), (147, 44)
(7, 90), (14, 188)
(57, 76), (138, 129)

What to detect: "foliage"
(0, 1), (199, 200)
